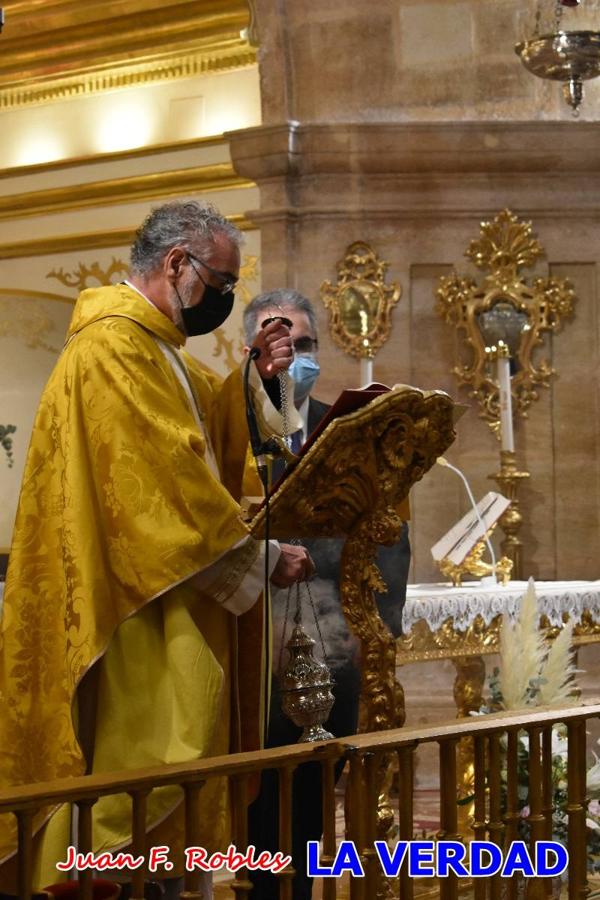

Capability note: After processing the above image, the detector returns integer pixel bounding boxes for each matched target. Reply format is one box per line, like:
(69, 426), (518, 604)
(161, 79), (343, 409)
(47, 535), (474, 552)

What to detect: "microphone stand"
(243, 349), (283, 491)
(243, 348), (290, 747)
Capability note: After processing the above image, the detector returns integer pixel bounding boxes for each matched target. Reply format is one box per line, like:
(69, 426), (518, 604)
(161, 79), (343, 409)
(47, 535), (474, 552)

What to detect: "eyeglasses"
(187, 253), (238, 295)
(293, 336), (319, 354)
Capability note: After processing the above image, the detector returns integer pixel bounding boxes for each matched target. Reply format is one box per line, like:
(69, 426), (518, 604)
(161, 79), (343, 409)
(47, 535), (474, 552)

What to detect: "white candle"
(497, 347), (514, 452)
(360, 357), (374, 387)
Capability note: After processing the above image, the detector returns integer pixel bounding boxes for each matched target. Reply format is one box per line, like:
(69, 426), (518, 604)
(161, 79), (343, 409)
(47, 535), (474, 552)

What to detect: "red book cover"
(269, 383), (390, 495)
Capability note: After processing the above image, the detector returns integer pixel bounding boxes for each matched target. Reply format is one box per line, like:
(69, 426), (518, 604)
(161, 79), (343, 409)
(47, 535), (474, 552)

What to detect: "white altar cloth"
(402, 580), (600, 634)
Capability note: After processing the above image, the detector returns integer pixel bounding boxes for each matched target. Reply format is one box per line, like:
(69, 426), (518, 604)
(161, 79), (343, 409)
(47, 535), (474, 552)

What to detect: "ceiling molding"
(0, 214), (256, 259)
(0, 0), (255, 109)
(0, 134), (227, 181)
(0, 164), (255, 220)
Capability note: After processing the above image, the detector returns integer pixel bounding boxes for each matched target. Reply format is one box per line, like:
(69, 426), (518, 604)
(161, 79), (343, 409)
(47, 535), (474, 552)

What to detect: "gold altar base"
(489, 450), (530, 581)
(438, 526), (513, 588)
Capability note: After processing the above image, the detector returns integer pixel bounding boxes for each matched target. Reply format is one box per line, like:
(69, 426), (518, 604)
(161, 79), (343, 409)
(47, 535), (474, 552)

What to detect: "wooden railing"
(0, 699), (599, 900)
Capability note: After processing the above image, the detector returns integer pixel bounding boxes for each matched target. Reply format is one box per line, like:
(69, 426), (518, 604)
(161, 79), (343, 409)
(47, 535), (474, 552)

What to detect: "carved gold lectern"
(250, 384), (457, 846)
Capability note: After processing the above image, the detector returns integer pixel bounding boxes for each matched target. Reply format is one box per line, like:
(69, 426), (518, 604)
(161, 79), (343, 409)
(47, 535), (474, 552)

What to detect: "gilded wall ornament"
(47, 259), (130, 292)
(237, 254), (259, 306)
(320, 242), (401, 360)
(436, 209), (576, 436)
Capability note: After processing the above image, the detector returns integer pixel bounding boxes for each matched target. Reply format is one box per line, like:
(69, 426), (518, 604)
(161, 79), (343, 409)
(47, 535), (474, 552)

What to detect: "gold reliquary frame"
(320, 241), (401, 359)
(436, 209), (576, 435)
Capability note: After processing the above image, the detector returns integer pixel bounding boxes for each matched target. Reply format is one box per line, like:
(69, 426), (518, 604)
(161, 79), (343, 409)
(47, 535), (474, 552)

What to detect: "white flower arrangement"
(478, 578), (600, 871)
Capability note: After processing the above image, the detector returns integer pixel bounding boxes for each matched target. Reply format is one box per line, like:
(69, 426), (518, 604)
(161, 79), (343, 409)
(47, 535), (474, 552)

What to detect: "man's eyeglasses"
(293, 337), (318, 354)
(187, 253), (238, 295)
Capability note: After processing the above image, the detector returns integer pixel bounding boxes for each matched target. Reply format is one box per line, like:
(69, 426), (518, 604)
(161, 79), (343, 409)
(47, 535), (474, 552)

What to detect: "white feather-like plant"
(499, 577), (578, 709)
(537, 618), (577, 706)
(499, 578), (546, 709)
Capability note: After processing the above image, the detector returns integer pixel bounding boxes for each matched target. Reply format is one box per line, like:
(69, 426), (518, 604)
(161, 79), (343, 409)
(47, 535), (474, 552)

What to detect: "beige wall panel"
(407, 264), (464, 585)
(0, 139), (232, 196)
(550, 262), (600, 579)
(0, 293), (74, 549)
(518, 384), (557, 580)
(252, 0), (600, 124)
(0, 185), (260, 248)
(0, 67), (260, 169)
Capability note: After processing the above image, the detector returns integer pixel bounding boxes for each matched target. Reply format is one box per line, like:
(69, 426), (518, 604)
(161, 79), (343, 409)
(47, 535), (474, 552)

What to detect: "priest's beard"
(169, 274), (196, 333)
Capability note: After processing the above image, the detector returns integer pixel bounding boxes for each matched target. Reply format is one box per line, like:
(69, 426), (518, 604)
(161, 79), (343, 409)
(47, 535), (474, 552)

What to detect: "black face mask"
(177, 283), (235, 336)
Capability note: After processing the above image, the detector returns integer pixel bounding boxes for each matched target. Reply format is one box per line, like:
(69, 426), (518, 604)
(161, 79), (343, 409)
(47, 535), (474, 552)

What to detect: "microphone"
(249, 346), (261, 360)
(436, 456), (497, 581)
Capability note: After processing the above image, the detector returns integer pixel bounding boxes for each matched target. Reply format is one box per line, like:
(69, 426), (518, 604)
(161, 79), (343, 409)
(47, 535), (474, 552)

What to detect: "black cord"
(263, 487), (271, 748)
(243, 350), (269, 492)
(242, 350), (273, 747)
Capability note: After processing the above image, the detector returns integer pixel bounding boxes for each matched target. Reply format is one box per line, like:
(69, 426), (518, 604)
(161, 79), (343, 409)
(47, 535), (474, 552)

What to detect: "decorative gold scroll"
(47, 259), (129, 292)
(436, 209), (576, 435)
(320, 241), (401, 360)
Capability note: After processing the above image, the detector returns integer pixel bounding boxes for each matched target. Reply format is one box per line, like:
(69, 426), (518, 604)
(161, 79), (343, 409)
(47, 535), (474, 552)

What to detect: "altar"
(397, 579), (600, 718)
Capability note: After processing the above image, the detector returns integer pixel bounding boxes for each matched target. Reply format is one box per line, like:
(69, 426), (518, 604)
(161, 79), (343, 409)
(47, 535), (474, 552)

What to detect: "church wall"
(228, 1), (600, 587)
(253, 0), (600, 123)
(228, 121), (600, 585)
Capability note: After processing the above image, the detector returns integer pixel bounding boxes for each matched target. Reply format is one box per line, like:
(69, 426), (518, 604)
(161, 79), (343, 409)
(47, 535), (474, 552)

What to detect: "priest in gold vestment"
(0, 201), (311, 890)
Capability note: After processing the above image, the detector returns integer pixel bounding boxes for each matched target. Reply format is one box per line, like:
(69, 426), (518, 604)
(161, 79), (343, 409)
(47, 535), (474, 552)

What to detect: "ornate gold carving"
(237, 254), (260, 306)
(0, 215), (255, 261)
(0, 1), (255, 110)
(453, 655), (486, 831)
(211, 329), (240, 373)
(0, 165), (252, 222)
(0, 51), (257, 111)
(250, 383), (457, 835)
(47, 259), (129, 292)
(397, 616), (503, 665)
(251, 387), (456, 542)
(438, 535), (513, 588)
(320, 242), (401, 360)
(488, 449), (530, 580)
(397, 611), (600, 666)
(436, 209), (576, 435)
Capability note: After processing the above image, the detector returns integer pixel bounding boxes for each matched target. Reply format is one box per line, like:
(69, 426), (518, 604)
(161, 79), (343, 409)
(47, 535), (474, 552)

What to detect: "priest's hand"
(251, 319), (294, 380)
(271, 543), (315, 587)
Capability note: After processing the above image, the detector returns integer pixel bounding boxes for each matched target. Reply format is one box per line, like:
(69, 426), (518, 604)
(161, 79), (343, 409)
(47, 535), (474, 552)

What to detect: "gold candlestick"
(489, 450), (530, 579)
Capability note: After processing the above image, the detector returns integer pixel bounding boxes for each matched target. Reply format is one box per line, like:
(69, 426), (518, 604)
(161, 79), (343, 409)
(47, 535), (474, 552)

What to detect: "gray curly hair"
(130, 200), (243, 275)
(243, 289), (318, 345)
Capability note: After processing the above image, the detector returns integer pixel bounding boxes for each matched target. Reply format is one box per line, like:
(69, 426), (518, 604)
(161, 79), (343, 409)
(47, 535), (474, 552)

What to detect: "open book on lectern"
(248, 381), (459, 540)
(431, 491), (511, 567)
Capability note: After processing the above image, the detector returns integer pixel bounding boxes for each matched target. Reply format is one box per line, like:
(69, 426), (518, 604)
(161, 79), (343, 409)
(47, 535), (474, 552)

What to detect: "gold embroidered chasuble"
(0, 283), (275, 885)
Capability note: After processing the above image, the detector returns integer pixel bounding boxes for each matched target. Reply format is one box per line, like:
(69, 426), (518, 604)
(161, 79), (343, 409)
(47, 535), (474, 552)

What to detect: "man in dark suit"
(242, 289), (411, 900)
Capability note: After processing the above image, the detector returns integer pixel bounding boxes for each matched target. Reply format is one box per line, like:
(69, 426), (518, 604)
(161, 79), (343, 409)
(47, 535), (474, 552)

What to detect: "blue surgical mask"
(289, 353), (320, 402)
